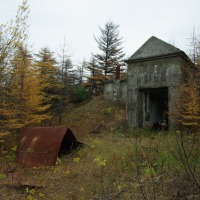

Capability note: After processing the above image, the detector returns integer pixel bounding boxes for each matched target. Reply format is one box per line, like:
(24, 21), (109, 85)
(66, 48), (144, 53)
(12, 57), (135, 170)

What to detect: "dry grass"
(0, 96), (200, 200)
(62, 95), (126, 140)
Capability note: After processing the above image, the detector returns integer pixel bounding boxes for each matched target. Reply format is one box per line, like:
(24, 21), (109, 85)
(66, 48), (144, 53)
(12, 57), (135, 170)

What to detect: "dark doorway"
(139, 87), (168, 129)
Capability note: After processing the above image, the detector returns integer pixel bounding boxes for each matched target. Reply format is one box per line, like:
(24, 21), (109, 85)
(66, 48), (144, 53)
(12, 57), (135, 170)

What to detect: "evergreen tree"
(93, 21), (125, 76)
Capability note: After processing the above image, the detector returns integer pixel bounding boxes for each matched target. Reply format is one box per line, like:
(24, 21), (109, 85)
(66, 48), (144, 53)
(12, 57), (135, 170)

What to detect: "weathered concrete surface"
(129, 36), (183, 60)
(104, 82), (114, 100)
(104, 80), (127, 103)
(126, 36), (192, 128)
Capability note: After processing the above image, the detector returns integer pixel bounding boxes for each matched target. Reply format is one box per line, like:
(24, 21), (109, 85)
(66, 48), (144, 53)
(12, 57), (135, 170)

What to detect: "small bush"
(102, 107), (113, 115)
(70, 86), (91, 103)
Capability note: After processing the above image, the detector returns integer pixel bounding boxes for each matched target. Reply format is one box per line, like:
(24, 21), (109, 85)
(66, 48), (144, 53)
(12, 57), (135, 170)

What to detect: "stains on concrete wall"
(104, 80), (127, 103)
(125, 36), (193, 129)
(103, 36), (193, 129)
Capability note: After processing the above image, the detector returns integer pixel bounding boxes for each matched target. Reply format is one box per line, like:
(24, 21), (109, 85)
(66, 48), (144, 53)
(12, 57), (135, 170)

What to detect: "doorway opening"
(140, 87), (168, 130)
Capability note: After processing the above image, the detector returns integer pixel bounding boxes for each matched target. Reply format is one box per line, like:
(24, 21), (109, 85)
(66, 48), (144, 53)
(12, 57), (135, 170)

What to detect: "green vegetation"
(70, 86), (91, 103)
(0, 2), (200, 199)
(0, 96), (200, 200)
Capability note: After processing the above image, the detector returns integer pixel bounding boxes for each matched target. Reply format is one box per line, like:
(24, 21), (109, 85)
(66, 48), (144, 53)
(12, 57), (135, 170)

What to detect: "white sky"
(1, 0), (200, 63)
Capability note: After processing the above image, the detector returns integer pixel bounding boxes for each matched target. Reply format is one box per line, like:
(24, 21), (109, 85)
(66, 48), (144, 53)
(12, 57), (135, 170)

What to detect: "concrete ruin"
(104, 79), (127, 103)
(125, 36), (193, 129)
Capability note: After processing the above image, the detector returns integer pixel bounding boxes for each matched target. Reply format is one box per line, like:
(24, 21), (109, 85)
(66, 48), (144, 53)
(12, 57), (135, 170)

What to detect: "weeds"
(0, 173), (6, 179)
(0, 97), (200, 199)
(171, 130), (200, 196)
(1, 128), (200, 199)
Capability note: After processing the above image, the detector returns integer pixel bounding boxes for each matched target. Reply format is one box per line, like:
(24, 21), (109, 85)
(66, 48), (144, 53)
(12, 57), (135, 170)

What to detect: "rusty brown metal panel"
(16, 127), (77, 167)
(116, 66), (120, 80)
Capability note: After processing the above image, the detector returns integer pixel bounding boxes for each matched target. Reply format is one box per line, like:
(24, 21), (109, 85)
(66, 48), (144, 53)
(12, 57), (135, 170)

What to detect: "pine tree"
(93, 21), (125, 76)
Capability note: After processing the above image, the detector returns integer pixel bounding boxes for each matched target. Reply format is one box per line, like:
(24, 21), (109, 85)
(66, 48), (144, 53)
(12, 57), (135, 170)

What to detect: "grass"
(0, 96), (200, 199)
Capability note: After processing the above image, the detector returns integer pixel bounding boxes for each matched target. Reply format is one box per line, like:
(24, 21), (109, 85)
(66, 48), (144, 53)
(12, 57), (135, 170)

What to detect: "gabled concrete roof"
(127, 36), (188, 62)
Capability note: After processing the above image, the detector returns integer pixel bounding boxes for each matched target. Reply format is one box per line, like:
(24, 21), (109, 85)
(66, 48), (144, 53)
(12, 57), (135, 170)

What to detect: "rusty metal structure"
(16, 127), (80, 167)
(116, 66), (120, 80)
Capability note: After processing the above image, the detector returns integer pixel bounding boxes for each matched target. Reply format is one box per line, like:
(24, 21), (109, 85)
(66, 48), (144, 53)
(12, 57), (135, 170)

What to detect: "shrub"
(70, 86), (91, 103)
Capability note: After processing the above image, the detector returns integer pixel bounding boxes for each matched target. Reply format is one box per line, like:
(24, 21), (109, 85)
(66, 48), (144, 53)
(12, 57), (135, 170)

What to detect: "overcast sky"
(1, 0), (200, 63)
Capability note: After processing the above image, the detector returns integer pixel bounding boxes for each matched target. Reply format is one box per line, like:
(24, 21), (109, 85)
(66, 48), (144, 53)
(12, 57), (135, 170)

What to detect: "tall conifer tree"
(35, 47), (62, 119)
(0, 0), (29, 136)
(7, 46), (50, 128)
(93, 21), (125, 76)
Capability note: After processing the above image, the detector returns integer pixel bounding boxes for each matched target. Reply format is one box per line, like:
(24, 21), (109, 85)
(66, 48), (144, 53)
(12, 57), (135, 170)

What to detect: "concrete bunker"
(125, 36), (193, 128)
(139, 87), (168, 129)
(16, 127), (82, 167)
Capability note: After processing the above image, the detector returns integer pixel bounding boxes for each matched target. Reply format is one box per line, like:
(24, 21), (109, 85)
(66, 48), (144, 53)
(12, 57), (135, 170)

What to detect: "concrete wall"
(104, 82), (114, 100)
(104, 80), (127, 103)
(126, 56), (186, 128)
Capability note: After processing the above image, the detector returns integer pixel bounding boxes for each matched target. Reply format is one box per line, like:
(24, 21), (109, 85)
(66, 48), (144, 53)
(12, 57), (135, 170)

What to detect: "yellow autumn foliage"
(171, 64), (200, 129)
(5, 46), (51, 129)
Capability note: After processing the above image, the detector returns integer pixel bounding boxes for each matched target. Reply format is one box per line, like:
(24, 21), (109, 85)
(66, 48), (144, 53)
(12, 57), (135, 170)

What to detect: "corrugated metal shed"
(16, 127), (80, 167)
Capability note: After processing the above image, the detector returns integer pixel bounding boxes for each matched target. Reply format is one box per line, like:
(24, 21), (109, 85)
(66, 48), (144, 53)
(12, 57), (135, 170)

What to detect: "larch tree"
(35, 47), (62, 123)
(57, 38), (73, 88)
(178, 31), (200, 129)
(83, 56), (106, 94)
(169, 29), (200, 130)
(93, 21), (125, 77)
(57, 39), (73, 123)
(76, 59), (87, 85)
(0, 0), (29, 137)
(87, 56), (102, 77)
(7, 46), (51, 129)
(188, 27), (200, 66)
(180, 81), (200, 128)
